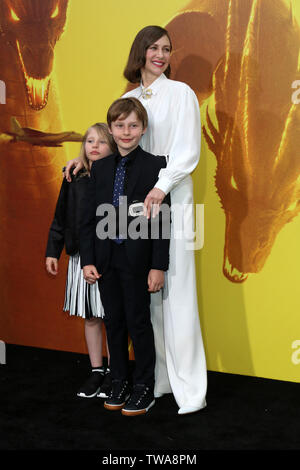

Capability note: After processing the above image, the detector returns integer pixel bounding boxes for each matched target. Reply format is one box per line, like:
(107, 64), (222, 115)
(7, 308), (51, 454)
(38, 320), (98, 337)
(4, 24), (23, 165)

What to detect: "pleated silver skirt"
(63, 253), (104, 319)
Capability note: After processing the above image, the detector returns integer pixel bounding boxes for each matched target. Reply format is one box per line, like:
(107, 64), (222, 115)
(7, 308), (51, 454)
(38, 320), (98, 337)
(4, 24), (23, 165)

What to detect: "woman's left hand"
(143, 187), (166, 219)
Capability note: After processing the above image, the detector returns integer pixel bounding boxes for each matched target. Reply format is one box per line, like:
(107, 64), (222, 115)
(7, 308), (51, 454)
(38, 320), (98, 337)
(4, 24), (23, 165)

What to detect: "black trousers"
(98, 242), (155, 388)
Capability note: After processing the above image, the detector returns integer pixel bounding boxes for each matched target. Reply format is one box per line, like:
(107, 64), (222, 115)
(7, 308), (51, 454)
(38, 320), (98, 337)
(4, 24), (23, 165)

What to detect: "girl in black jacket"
(46, 123), (116, 398)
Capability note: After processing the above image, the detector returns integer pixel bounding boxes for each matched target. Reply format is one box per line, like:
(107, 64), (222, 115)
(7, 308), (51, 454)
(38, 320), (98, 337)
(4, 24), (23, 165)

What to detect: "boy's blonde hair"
(79, 122), (117, 172)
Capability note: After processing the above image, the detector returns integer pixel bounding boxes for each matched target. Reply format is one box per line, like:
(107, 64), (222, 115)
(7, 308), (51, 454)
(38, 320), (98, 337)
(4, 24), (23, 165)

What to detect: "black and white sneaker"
(121, 384), (155, 416)
(77, 368), (105, 398)
(97, 368), (112, 398)
(104, 379), (130, 410)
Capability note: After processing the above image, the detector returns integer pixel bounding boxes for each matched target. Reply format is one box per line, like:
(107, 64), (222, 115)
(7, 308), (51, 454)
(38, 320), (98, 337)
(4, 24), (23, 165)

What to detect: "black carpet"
(0, 344), (299, 461)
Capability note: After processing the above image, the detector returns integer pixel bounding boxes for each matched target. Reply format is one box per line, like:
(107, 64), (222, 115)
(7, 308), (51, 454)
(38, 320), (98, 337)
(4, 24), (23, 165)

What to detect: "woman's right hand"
(46, 257), (58, 275)
(64, 157), (84, 182)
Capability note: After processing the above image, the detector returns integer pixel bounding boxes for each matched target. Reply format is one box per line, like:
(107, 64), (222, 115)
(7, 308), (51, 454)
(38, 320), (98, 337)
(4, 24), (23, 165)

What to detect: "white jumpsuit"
(123, 73), (207, 412)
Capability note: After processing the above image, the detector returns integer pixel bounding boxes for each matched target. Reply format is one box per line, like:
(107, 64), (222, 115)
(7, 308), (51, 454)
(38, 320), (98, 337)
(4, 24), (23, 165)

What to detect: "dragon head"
(0, 0), (68, 110)
(203, 0), (300, 282)
(215, 146), (300, 282)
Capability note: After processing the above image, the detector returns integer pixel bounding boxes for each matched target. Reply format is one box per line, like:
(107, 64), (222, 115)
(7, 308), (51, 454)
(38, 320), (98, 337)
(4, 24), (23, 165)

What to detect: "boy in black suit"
(80, 98), (170, 416)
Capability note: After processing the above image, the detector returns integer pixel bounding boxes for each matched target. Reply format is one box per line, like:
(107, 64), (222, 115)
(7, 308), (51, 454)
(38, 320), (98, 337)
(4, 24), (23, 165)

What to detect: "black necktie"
(113, 157), (128, 244)
(113, 157), (129, 207)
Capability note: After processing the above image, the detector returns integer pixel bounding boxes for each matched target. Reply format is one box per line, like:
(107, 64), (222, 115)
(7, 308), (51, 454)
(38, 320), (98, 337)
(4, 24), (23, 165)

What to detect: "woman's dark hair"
(123, 25), (172, 84)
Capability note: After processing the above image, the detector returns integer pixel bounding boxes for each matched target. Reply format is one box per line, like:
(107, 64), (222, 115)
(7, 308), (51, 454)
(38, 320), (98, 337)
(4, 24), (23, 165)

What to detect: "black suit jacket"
(79, 146), (170, 275)
(46, 170), (89, 259)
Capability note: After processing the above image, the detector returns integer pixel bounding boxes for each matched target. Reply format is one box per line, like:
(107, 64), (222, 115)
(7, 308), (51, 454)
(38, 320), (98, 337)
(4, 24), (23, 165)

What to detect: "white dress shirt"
(123, 73), (201, 195)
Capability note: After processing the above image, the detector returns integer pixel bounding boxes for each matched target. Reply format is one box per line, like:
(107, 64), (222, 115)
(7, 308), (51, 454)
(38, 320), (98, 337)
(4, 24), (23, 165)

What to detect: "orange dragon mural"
(166, 0), (300, 282)
(0, 0), (78, 347)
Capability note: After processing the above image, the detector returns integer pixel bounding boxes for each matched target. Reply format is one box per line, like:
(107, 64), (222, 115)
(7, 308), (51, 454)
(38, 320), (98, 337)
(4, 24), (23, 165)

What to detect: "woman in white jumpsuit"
(123, 26), (207, 414)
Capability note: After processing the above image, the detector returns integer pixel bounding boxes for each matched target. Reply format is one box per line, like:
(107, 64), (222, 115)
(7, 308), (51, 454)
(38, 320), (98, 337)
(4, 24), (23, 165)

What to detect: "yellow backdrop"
(52, 0), (300, 382)
(1, 0), (299, 383)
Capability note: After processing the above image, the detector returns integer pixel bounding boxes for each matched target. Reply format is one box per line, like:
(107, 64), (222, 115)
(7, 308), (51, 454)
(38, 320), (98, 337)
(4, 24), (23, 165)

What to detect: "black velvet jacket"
(45, 170), (89, 259)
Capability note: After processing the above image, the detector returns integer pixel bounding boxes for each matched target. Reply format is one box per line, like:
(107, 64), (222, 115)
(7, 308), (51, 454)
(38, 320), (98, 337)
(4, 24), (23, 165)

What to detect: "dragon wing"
(10, 117), (25, 136)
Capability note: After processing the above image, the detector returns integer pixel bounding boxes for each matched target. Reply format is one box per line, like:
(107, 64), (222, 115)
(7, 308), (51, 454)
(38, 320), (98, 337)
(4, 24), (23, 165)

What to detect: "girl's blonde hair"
(78, 122), (117, 172)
